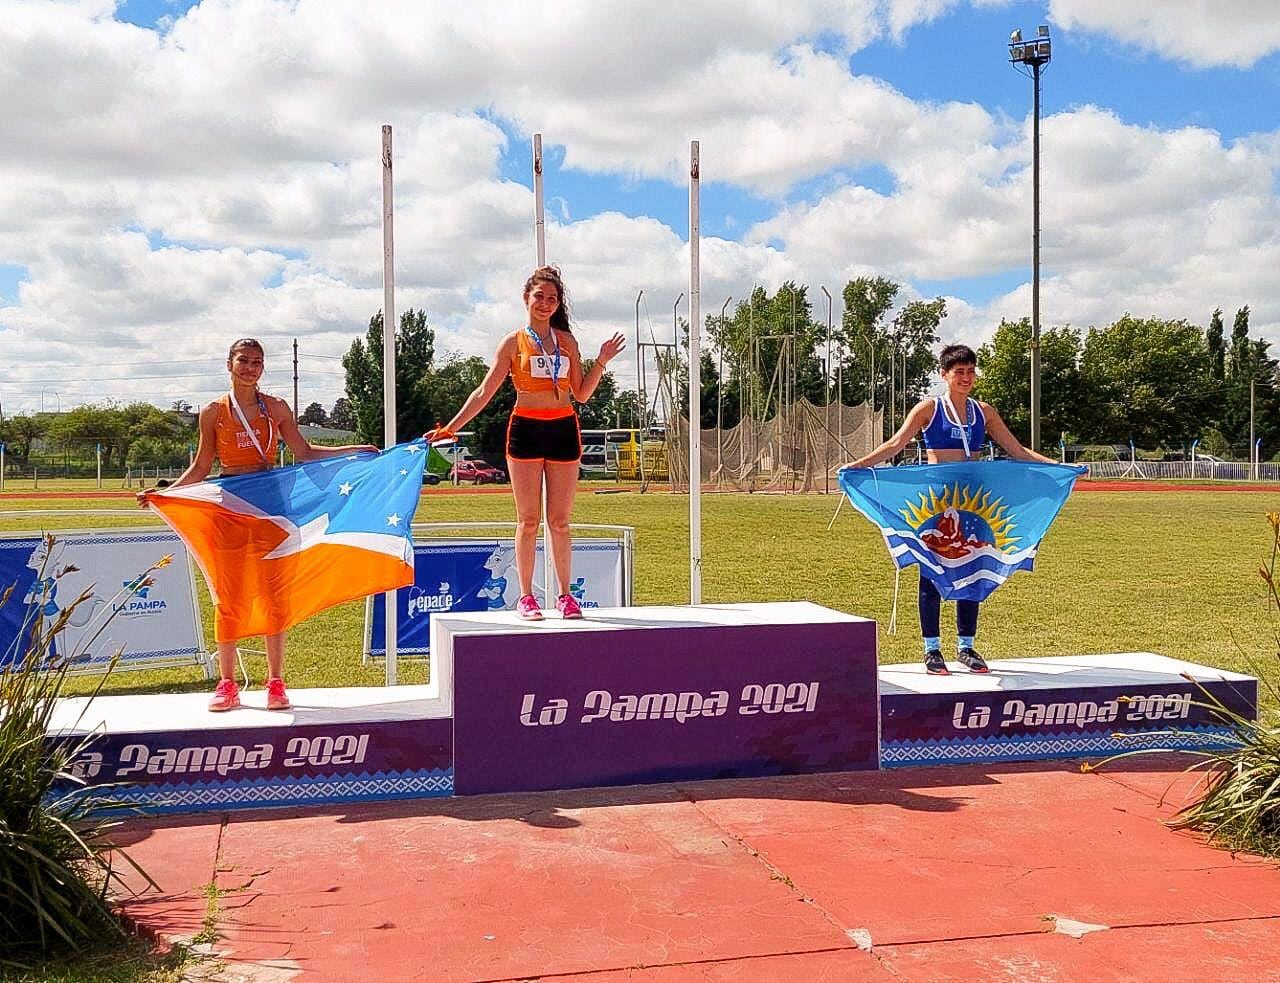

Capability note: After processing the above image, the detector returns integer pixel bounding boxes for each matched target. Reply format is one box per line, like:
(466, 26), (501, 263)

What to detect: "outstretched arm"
(437, 334), (518, 435)
(276, 399), (378, 460)
(570, 332), (627, 403)
(982, 403), (1057, 463)
(842, 400), (934, 469)
(138, 402), (218, 505)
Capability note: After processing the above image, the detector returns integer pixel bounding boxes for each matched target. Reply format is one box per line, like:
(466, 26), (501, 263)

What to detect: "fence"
(1080, 459), (1280, 481)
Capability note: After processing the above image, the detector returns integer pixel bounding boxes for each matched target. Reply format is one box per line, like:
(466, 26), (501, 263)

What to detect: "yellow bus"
(580, 429), (642, 479)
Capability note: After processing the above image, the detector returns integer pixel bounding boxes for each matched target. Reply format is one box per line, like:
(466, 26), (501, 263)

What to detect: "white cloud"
(1048, 0), (1280, 70)
(0, 0), (1278, 416)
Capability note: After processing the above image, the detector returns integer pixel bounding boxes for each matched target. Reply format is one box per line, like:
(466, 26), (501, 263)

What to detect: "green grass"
(1, 483), (1277, 703)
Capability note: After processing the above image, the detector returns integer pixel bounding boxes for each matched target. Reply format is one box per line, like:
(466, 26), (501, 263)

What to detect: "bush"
(0, 537), (162, 969)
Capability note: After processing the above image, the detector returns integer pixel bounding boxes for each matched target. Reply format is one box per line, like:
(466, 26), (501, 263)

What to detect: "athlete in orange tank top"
(138, 338), (377, 712)
(430, 267), (626, 620)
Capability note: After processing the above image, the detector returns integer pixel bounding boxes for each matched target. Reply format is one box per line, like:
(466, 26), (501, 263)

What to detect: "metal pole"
(688, 140), (702, 604)
(533, 133), (546, 266)
(718, 296), (731, 476)
(533, 133), (551, 599)
(0, 443), (5, 492)
(96, 443), (102, 490)
(292, 338), (299, 421)
(1030, 60), (1042, 452)
(1250, 378), (1256, 480)
(380, 124), (399, 686)
(635, 290), (645, 430)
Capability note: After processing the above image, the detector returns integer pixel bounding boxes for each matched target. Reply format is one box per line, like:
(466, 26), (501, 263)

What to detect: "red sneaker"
(517, 594), (543, 620)
(556, 594), (583, 619)
(266, 677), (292, 711)
(208, 678), (241, 712)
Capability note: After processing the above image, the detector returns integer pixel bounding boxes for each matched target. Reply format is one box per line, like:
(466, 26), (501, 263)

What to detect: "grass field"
(1, 481), (1278, 704)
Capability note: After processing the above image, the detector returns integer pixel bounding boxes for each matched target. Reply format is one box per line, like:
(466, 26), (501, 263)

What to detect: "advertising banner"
(0, 530), (207, 672)
(367, 538), (626, 656)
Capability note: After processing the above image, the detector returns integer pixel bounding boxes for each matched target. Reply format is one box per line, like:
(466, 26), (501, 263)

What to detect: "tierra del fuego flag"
(838, 460), (1085, 603)
(147, 441), (428, 642)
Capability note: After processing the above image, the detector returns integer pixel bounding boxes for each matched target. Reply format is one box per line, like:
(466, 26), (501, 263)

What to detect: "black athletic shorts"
(506, 409), (581, 463)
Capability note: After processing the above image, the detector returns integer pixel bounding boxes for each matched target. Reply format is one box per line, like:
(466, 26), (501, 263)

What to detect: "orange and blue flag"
(147, 441), (428, 642)
(838, 461), (1085, 602)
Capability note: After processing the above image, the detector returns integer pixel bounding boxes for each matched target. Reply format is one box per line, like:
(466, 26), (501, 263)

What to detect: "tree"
(0, 414), (44, 463)
(298, 402), (328, 426)
(1079, 315), (1213, 447)
(838, 276), (899, 409)
(343, 308), (436, 445)
(887, 297), (947, 427)
(329, 397), (355, 431)
(710, 283), (826, 421)
(974, 319), (1084, 447)
(1207, 308), (1225, 381)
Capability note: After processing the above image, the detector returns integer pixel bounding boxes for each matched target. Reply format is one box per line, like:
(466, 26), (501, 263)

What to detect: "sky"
(2, 0), (1279, 415)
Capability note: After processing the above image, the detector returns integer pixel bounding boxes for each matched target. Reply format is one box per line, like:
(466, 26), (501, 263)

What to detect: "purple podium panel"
(880, 653), (1258, 767)
(48, 687), (454, 815)
(445, 603), (878, 796)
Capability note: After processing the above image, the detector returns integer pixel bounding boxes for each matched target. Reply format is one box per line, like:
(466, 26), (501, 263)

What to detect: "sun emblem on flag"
(900, 484), (1019, 558)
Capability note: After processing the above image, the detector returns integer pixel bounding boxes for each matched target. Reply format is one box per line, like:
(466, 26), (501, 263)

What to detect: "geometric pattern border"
(68, 768), (455, 816)
(880, 726), (1237, 768)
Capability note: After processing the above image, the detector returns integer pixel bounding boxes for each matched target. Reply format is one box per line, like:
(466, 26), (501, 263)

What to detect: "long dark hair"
(523, 266), (572, 334)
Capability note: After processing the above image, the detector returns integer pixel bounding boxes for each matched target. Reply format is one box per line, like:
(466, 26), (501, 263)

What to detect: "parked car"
(422, 471), (443, 485)
(450, 460), (507, 484)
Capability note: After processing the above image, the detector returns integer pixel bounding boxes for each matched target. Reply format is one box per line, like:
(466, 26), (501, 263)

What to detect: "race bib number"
(528, 354), (554, 379)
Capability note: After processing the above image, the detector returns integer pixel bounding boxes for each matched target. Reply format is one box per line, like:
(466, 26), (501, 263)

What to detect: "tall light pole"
(1009, 24), (1052, 452)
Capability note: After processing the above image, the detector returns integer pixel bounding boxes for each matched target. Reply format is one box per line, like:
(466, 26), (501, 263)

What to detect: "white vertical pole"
(381, 124), (399, 686)
(0, 443), (5, 492)
(96, 443), (102, 489)
(688, 140), (702, 605)
(533, 133), (546, 267)
(533, 134), (553, 605)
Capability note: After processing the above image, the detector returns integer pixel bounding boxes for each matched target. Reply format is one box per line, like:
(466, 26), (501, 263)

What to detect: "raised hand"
(597, 332), (627, 365)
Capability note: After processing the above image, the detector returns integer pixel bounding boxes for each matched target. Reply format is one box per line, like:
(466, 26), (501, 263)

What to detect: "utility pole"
(292, 338), (299, 420)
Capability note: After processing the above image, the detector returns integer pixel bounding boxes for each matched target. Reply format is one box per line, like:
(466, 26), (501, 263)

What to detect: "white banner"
(0, 529), (209, 674)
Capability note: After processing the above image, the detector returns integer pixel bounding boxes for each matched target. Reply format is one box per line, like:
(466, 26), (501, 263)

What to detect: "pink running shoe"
(556, 593), (583, 619)
(516, 593), (543, 620)
(266, 677), (292, 711)
(208, 678), (241, 712)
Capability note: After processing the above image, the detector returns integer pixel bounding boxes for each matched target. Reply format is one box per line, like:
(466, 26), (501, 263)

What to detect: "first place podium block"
(430, 601), (879, 796)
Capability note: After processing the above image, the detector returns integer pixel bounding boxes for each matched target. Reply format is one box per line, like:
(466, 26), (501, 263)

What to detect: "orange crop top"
(510, 328), (570, 394)
(213, 394), (276, 472)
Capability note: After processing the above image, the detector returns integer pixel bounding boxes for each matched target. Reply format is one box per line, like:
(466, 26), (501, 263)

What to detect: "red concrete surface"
(113, 760), (1280, 982)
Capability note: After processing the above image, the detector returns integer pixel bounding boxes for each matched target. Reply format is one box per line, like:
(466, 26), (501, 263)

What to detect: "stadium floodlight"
(1008, 24), (1052, 452)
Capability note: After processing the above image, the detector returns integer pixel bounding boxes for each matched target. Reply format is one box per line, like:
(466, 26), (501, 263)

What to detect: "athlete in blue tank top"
(841, 343), (1057, 676)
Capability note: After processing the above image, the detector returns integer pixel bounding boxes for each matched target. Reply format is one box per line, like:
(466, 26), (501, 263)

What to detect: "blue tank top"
(922, 396), (986, 456)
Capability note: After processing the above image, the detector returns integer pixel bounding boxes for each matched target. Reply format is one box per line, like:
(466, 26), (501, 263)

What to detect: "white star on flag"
(339, 482), (353, 496)
(405, 445), (422, 455)
(387, 513), (401, 527)
(399, 469), (408, 476)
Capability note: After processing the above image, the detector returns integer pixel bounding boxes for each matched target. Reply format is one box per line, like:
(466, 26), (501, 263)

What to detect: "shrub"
(0, 537), (163, 969)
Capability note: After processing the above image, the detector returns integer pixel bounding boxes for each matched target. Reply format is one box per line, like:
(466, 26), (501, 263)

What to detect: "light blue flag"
(838, 461), (1085, 602)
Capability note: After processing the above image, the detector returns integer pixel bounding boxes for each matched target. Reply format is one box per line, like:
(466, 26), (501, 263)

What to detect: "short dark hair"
(939, 344), (976, 372)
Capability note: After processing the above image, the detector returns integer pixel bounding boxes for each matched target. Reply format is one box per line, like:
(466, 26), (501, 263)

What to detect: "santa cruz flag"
(147, 441), (428, 641)
(838, 461), (1085, 602)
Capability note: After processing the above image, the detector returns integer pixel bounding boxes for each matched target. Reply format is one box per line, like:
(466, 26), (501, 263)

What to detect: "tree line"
(973, 307), (1279, 458)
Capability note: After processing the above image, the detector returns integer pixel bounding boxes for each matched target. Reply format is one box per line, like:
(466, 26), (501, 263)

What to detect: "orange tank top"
(213, 394), (276, 472)
(510, 328), (568, 394)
